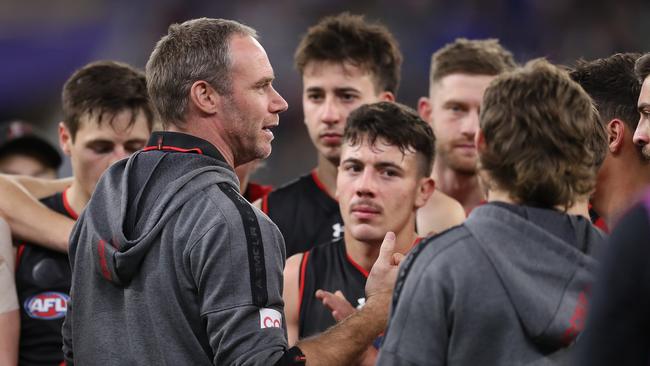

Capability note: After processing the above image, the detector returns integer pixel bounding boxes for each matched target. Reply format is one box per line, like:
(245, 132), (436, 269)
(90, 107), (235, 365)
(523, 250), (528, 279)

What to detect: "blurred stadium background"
(1, 0), (648, 185)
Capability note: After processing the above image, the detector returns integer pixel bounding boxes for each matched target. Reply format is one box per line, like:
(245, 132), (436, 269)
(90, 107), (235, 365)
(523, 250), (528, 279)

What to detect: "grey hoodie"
(62, 132), (287, 365)
(377, 203), (605, 366)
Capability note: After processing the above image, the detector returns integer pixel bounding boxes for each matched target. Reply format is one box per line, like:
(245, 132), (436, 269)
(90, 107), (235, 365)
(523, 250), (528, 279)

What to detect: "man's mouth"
(350, 203), (382, 219)
(262, 124), (278, 138)
(320, 132), (342, 146)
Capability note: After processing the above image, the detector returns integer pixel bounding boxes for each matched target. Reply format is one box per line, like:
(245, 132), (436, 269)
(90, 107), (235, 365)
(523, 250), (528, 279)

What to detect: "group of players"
(0, 11), (649, 366)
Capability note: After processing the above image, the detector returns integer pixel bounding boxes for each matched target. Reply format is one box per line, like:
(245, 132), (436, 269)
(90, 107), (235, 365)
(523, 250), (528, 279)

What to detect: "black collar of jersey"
(144, 131), (227, 163)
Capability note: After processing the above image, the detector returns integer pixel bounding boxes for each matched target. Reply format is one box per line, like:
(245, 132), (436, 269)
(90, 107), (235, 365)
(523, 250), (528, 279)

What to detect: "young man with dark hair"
(283, 102), (435, 358)
(15, 60), (153, 365)
(63, 18), (401, 365)
(633, 53), (650, 161)
(417, 38), (516, 218)
(255, 13), (401, 257)
(570, 53), (649, 228)
(379, 59), (608, 365)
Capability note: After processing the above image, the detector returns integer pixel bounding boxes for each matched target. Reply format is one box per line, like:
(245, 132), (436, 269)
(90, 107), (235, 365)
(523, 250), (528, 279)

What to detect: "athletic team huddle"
(0, 11), (648, 366)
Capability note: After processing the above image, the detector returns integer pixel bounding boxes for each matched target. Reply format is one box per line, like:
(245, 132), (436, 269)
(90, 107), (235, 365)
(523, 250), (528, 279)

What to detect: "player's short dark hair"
(62, 60), (154, 140)
(635, 53), (650, 84)
(429, 38), (516, 85)
(344, 101), (435, 177)
(479, 59), (606, 210)
(570, 53), (642, 130)
(294, 12), (402, 94)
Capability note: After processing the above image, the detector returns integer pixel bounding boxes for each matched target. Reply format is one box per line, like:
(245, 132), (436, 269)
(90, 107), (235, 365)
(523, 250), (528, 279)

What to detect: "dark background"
(2, 0), (648, 185)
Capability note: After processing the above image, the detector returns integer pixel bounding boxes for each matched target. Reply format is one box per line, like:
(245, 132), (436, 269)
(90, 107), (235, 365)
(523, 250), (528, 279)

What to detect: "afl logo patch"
(24, 292), (69, 319)
(259, 308), (282, 329)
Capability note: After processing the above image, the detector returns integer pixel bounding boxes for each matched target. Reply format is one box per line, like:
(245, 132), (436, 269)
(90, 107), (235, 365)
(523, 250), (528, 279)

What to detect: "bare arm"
(0, 310), (19, 366)
(283, 253), (303, 347)
(0, 218), (19, 366)
(0, 175), (73, 252)
(296, 232), (402, 366)
(6, 174), (72, 199)
(316, 290), (378, 366)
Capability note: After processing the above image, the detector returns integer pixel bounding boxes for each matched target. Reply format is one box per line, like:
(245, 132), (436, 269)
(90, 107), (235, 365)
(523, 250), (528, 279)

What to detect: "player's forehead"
(640, 77), (650, 101)
(341, 138), (415, 166)
(430, 73), (495, 101)
(302, 60), (377, 91)
(75, 109), (150, 141)
(230, 35), (274, 81)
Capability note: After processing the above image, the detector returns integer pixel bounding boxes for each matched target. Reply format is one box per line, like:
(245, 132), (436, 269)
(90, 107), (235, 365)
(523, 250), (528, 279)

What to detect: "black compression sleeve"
(274, 346), (307, 366)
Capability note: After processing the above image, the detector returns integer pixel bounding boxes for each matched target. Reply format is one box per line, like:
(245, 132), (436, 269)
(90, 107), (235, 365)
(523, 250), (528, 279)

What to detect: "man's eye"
(307, 94), (323, 102)
(344, 164), (361, 172)
(340, 93), (357, 102)
(449, 104), (465, 113)
(89, 144), (113, 154)
(125, 143), (145, 154)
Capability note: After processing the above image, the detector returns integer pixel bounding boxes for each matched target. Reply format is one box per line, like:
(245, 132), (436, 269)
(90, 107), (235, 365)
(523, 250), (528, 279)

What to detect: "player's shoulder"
(410, 225), (479, 272)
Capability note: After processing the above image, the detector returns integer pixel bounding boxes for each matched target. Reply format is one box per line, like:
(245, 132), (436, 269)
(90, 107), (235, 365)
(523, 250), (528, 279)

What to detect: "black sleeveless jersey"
(297, 237), (368, 339)
(15, 190), (77, 366)
(262, 170), (343, 257)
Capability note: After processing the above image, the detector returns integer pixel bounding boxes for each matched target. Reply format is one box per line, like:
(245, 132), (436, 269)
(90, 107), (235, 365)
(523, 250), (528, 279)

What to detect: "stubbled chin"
(349, 225), (384, 243)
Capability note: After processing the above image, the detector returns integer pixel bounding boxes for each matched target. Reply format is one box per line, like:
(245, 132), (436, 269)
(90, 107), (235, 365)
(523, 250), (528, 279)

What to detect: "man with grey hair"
(62, 18), (400, 365)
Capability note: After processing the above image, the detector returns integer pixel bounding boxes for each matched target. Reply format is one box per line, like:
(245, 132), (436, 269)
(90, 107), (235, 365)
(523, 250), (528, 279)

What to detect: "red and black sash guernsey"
(262, 170), (343, 258)
(15, 190), (76, 366)
(297, 237), (422, 339)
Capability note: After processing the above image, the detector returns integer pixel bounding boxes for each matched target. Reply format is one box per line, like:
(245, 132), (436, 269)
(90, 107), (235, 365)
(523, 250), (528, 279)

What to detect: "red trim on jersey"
(346, 252), (370, 279)
(261, 193), (269, 214)
(412, 237), (423, 247)
(310, 169), (337, 201)
(593, 217), (609, 233)
(588, 202), (610, 233)
(15, 244), (25, 271)
(297, 251), (310, 316)
(62, 188), (79, 220)
(142, 145), (204, 155)
(245, 182), (273, 203)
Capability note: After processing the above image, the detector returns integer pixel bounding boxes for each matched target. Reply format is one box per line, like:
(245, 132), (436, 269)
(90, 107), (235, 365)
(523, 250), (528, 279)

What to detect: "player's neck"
(597, 158), (650, 226)
(65, 182), (89, 217)
(167, 122), (235, 168)
(344, 222), (417, 272)
(487, 189), (590, 219)
(432, 161), (483, 214)
(315, 155), (338, 198)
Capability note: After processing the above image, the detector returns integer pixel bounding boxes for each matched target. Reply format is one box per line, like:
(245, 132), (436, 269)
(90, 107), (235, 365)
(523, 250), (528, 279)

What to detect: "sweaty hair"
(146, 18), (257, 128)
(429, 38), (516, 85)
(344, 101), (435, 177)
(635, 52), (650, 83)
(294, 12), (402, 94)
(479, 59), (607, 210)
(570, 53), (642, 130)
(62, 60), (153, 140)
